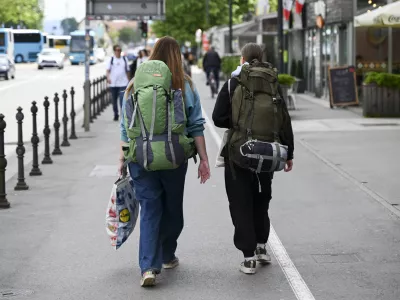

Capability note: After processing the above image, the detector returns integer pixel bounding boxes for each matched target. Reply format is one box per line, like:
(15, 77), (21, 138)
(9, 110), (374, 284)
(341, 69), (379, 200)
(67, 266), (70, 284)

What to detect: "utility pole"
(229, 0), (233, 53)
(84, 0), (90, 132)
(277, 0), (284, 73)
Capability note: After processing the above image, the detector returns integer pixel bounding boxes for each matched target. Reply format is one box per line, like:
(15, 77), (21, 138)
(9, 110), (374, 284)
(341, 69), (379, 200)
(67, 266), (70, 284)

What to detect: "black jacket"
(203, 50), (221, 70)
(212, 76), (294, 160)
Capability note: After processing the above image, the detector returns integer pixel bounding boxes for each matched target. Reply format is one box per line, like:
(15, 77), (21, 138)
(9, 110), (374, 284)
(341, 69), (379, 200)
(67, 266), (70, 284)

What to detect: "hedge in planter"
(221, 56), (241, 78)
(278, 74), (295, 107)
(363, 72), (400, 117)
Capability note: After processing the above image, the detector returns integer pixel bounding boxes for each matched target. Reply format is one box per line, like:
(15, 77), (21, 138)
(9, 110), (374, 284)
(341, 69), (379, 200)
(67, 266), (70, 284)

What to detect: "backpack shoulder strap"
(123, 57), (128, 71)
(111, 56), (114, 66)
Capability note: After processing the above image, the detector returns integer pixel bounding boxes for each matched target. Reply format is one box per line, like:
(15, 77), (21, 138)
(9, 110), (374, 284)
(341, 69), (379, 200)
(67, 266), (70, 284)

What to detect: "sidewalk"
(0, 71), (399, 300)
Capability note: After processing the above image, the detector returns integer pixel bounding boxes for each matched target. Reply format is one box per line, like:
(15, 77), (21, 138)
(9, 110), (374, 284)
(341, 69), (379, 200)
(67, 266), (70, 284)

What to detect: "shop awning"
(355, 1), (400, 27)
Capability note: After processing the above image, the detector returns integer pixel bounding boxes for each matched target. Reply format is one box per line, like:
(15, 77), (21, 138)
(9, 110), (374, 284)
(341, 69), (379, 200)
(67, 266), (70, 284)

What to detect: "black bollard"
(96, 78), (101, 116)
(14, 107), (29, 191)
(52, 93), (62, 155)
(29, 101), (42, 176)
(69, 87), (77, 139)
(0, 114), (10, 208)
(42, 96), (53, 164)
(100, 77), (105, 112)
(90, 80), (94, 123)
(92, 79), (97, 120)
(61, 90), (70, 147)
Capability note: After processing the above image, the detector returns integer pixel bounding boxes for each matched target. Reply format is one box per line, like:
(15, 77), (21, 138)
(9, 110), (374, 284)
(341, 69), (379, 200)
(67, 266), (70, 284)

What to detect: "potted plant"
(362, 72), (400, 117)
(295, 60), (306, 93)
(278, 74), (295, 106)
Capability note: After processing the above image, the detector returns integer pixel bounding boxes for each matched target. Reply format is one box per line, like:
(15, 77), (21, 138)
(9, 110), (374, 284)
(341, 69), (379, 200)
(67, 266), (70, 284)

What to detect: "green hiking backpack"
(227, 60), (288, 173)
(123, 60), (196, 171)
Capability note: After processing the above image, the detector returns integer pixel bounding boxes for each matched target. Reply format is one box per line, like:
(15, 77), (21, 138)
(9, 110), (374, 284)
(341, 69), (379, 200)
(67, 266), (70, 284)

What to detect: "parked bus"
(48, 35), (71, 56)
(13, 29), (45, 63)
(69, 30), (97, 65)
(0, 28), (14, 61)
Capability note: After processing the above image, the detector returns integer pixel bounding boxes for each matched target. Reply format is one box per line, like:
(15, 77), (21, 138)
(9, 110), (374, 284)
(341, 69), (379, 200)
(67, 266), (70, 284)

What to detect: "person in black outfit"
(212, 43), (294, 275)
(203, 47), (221, 90)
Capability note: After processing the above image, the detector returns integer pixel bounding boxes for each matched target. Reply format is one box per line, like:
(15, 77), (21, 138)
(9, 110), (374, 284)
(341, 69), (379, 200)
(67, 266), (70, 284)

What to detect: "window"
(55, 39), (68, 47)
(0, 33), (5, 47)
(70, 36), (94, 52)
(14, 33), (41, 43)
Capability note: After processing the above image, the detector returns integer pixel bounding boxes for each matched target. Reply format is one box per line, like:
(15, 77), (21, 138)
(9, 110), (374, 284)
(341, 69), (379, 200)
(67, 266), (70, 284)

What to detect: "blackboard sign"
(328, 66), (359, 107)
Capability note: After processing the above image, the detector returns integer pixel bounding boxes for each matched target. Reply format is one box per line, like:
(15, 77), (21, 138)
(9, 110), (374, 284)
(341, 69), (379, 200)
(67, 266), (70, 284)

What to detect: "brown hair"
(124, 36), (192, 98)
(241, 43), (263, 62)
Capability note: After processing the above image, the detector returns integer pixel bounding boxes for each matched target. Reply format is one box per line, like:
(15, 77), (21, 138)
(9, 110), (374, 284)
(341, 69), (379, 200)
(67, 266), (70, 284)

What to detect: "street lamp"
(229, 0), (233, 53)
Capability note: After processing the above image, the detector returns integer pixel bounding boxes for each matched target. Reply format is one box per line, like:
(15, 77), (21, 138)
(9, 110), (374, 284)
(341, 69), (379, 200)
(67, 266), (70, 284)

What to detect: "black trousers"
(224, 162), (273, 257)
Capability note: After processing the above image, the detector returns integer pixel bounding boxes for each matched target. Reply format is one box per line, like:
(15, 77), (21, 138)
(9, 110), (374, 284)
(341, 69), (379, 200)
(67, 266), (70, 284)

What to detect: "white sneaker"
(255, 247), (271, 265)
(163, 257), (179, 269)
(240, 259), (257, 274)
(140, 271), (156, 287)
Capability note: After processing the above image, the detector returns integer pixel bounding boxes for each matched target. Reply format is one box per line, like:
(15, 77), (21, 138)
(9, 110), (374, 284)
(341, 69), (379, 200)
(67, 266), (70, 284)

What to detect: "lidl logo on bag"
(119, 208), (131, 223)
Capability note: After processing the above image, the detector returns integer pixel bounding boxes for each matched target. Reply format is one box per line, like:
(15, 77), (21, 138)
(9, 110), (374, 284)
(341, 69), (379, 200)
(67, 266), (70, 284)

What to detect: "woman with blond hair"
(118, 36), (210, 287)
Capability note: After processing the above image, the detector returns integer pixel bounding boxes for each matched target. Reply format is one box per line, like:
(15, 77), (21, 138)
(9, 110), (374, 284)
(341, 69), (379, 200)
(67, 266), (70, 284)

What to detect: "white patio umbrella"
(355, 1), (400, 27)
(354, 1), (400, 73)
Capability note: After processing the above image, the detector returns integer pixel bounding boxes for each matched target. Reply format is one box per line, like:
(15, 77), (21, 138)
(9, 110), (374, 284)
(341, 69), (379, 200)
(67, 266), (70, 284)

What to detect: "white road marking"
(298, 139), (400, 219)
(202, 108), (316, 300)
(0, 77), (40, 91)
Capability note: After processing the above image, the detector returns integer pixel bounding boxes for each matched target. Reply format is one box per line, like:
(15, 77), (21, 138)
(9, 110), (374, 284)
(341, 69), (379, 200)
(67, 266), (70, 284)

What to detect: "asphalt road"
(0, 67), (399, 300)
(0, 60), (109, 158)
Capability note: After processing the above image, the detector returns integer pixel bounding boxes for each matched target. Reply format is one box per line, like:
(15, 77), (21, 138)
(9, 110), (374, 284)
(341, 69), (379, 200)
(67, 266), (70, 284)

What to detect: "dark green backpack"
(227, 60), (288, 173)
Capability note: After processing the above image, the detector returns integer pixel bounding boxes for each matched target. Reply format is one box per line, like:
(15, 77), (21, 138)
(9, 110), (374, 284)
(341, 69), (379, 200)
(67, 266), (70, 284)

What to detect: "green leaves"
(60, 18), (79, 35)
(118, 27), (142, 45)
(364, 72), (400, 89)
(0, 0), (44, 29)
(152, 0), (257, 44)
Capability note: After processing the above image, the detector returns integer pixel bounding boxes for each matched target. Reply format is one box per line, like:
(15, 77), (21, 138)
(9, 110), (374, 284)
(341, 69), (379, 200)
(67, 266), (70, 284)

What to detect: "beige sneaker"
(140, 271), (156, 287)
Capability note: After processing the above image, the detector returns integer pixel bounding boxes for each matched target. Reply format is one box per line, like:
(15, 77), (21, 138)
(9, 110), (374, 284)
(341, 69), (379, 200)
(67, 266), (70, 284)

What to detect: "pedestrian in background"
(119, 36), (211, 287)
(212, 43), (294, 275)
(203, 46), (221, 90)
(106, 44), (130, 121)
(129, 49), (149, 79)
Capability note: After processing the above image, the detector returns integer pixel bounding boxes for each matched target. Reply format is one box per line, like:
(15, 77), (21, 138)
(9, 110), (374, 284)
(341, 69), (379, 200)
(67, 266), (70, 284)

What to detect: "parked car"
(0, 55), (15, 80)
(95, 47), (106, 62)
(37, 49), (65, 70)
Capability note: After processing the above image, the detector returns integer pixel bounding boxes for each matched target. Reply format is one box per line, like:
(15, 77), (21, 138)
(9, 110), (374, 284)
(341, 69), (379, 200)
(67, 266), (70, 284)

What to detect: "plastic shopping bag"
(105, 175), (139, 250)
(215, 130), (229, 168)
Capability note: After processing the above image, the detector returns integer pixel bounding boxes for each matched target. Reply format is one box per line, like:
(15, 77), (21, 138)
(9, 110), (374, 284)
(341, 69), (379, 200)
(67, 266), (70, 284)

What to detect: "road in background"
(0, 60), (110, 158)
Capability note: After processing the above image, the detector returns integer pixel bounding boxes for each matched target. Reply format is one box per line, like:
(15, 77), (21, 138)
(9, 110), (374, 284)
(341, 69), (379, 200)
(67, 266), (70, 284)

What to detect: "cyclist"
(203, 47), (221, 91)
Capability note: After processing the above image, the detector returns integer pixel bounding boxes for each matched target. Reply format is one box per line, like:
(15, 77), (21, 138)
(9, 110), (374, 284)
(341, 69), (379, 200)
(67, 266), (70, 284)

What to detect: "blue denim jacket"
(120, 80), (205, 142)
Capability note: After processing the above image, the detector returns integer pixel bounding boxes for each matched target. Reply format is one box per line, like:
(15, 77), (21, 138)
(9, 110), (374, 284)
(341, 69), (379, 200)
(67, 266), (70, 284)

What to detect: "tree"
(60, 17), (78, 35)
(0, 0), (43, 29)
(152, 0), (257, 44)
(118, 27), (141, 45)
(269, 0), (278, 12)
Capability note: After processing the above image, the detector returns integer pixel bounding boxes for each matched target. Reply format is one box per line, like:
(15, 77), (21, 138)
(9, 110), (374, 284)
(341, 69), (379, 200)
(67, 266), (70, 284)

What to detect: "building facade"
(287, 0), (396, 98)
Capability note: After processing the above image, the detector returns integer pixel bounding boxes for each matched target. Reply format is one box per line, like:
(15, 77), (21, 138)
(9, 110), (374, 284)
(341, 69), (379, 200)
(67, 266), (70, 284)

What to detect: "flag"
(295, 0), (305, 14)
(283, 0), (293, 20)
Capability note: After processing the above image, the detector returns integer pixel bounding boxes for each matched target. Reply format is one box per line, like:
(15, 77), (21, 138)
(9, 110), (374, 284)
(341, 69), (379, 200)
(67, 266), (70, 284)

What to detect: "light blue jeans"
(128, 162), (188, 274)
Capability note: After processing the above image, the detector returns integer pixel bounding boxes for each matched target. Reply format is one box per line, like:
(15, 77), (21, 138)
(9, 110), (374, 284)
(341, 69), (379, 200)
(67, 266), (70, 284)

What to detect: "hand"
(107, 77), (111, 84)
(198, 159), (210, 184)
(118, 159), (125, 176)
(284, 160), (293, 172)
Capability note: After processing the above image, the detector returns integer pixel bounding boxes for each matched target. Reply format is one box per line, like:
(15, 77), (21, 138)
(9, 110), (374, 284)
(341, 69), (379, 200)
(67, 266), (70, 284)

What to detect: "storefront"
(302, 0), (353, 98)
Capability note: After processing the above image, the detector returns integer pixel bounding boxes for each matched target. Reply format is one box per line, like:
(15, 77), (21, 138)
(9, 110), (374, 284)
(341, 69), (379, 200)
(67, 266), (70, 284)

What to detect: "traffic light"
(140, 21), (148, 39)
